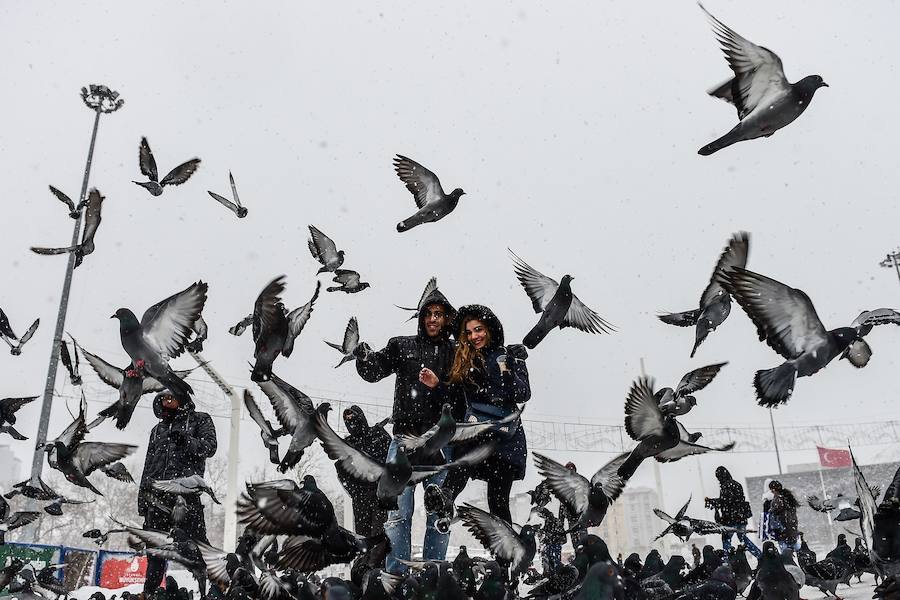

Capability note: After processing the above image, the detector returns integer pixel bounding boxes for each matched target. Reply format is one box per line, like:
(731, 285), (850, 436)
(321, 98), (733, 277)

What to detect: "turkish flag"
(817, 446), (852, 468)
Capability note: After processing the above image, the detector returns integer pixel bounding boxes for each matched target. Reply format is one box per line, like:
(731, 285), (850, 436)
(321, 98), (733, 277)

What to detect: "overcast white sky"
(3, 1), (900, 520)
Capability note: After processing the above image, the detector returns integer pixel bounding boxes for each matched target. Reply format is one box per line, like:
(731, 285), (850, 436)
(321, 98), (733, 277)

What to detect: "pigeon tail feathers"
(754, 363), (797, 407)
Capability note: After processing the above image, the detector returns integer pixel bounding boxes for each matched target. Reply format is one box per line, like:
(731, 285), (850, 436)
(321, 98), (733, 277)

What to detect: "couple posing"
(354, 285), (531, 575)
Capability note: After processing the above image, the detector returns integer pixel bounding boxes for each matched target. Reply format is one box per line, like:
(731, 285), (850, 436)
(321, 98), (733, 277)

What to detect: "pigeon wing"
(674, 495), (692, 521)
(77, 345), (125, 388)
(208, 191), (240, 214)
(416, 277), (438, 311)
(253, 276), (287, 342)
(283, 281), (320, 357)
(699, 4), (790, 120)
(72, 442), (137, 476)
(720, 267), (828, 360)
(48, 185), (76, 212)
(313, 408), (383, 483)
(259, 571), (293, 600)
(229, 314), (254, 336)
(257, 373), (315, 430)
(332, 270), (360, 286)
(196, 542), (231, 587)
(393, 155), (445, 209)
(140, 281), (209, 360)
(562, 294), (616, 334)
(653, 508), (677, 525)
(243, 390), (277, 438)
(138, 137), (158, 181)
(307, 226), (339, 266)
(674, 362), (728, 397)
(655, 439), (735, 462)
(510, 250), (559, 313)
(342, 317), (359, 351)
(160, 159), (201, 187)
(457, 503), (526, 565)
(31, 246), (77, 255)
(851, 308), (900, 336)
(624, 377), (664, 441)
(0, 396), (38, 416)
(59, 341), (76, 379)
(0, 308), (16, 339)
(228, 171), (243, 208)
(589, 452), (630, 501)
(533, 452), (592, 515)
(79, 189), (104, 249)
(17, 319), (39, 346)
(700, 231), (749, 309)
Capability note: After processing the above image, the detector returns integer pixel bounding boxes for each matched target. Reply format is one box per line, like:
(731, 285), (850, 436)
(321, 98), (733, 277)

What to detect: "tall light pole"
(769, 408), (783, 475)
(879, 250), (900, 286)
(29, 85), (124, 492)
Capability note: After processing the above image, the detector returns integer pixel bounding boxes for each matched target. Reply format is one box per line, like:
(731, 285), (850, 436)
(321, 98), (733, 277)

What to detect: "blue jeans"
(541, 542), (562, 573)
(384, 440), (449, 575)
(722, 525), (762, 558)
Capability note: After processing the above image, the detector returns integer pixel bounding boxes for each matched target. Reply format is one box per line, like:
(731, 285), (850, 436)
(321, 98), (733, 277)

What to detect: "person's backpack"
(740, 499), (753, 520)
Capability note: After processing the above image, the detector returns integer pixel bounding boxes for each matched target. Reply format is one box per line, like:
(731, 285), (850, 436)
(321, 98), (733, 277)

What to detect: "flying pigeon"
(395, 277), (438, 322)
(59, 337), (81, 386)
(4, 475), (62, 502)
(510, 250), (615, 349)
(256, 372), (317, 472)
(228, 314), (253, 336)
(457, 503), (537, 582)
(111, 281), (208, 401)
(45, 416), (137, 495)
(618, 377), (734, 479)
(0, 396), (37, 440)
(0, 496), (40, 545)
(32, 188), (104, 268)
(324, 317), (359, 368)
(393, 155), (465, 233)
(697, 3), (828, 155)
(326, 270), (370, 294)
(208, 171), (248, 218)
(307, 226), (345, 274)
(655, 363), (728, 416)
(243, 390), (281, 466)
(43, 494), (94, 516)
(653, 496), (753, 542)
(100, 462), (135, 484)
(133, 137), (200, 196)
(395, 403), (521, 458)
(48, 185), (84, 219)
(720, 266), (900, 406)
(113, 520), (209, 596)
(533, 451), (629, 530)
(841, 308), (900, 368)
(1, 318), (39, 356)
(659, 232), (749, 356)
(152, 475), (220, 504)
(250, 276), (319, 382)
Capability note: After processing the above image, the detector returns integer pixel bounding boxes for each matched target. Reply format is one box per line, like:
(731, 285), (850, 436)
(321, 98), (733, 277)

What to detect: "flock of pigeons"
(1, 2), (898, 599)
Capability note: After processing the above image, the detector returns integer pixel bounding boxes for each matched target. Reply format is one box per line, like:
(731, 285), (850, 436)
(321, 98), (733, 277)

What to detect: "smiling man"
(353, 284), (457, 574)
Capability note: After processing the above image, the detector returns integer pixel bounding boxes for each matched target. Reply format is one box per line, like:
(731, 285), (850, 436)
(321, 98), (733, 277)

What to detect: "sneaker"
(424, 483), (448, 515)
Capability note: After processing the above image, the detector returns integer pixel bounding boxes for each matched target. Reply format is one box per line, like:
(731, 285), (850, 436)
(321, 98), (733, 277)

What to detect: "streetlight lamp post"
(28, 86), (124, 501)
(879, 250), (900, 286)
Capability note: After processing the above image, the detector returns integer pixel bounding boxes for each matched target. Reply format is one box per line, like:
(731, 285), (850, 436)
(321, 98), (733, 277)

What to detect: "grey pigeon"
(256, 372), (317, 472)
(47, 185), (83, 219)
(152, 474), (220, 504)
(393, 155), (464, 232)
(0, 495), (40, 545)
(659, 232), (749, 357)
(43, 493), (94, 516)
(307, 226), (345, 273)
(32, 188), (104, 268)
(113, 520), (209, 596)
(720, 266), (900, 406)
(396, 403), (521, 457)
(315, 402), (493, 509)
(208, 171), (248, 218)
(533, 451), (629, 530)
(511, 250), (614, 349)
(575, 562), (625, 600)
(45, 414), (137, 495)
(655, 363), (728, 417)
(101, 462), (134, 483)
(324, 317), (359, 368)
(754, 541), (799, 600)
(654, 496), (753, 542)
(327, 269), (370, 294)
(59, 337), (82, 385)
(697, 4), (827, 155)
(673, 563), (736, 600)
(111, 281), (208, 402)
(1, 317), (39, 356)
(229, 313), (254, 336)
(4, 475), (61, 501)
(395, 277), (438, 322)
(133, 137), (200, 196)
(243, 389), (282, 466)
(618, 377), (734, 479)
(250, 276), (320, 382)
(841, 308), (900, 368)
(457, 503), (537, 582)
(0, 396), (37, 440)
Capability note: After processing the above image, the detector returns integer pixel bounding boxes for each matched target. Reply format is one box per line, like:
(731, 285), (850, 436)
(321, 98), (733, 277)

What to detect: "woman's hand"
(419, 367), (439, 388)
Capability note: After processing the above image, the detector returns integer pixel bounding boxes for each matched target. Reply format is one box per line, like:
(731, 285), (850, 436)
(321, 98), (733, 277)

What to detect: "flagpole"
(769, 408), (783, 475)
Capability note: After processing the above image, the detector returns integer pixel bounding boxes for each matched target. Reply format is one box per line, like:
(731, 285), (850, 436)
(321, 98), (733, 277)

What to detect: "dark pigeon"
(655, 363), (728, 416)
(0, 396), (37, 440)
(754, 541), (799, 600)
(511, 250), (614, 349)
(0, 495), (40, 545)
(673, 564), (736, 600)
(111, 281), (208, 402)
(697, 4), (827, 155)
(43, 494), (94, 516)
(327, 270), (370, 294)
(59, 337), (82, 385)
(396, 403), (519, 459)
(133, 137), (200, 196)
(396, 277), (437, 322)
(659, 232), (749, 357)
(48, 185), (83, 218)
(654, 496), (752, 543)
(256, 372), (318, 472)
(229, 313), (254, 337)
(100, 462), (134, 483)
(32, 188), (104, 268)
(720, 266), (900, 406)
(1, 317), (39, 356)
(208, 171), (248, 218)
(113, 521), (208, 596)
(152, 475), (220, 504)
(324, 317), (360, 368)
(533, 451), (628, 530)
(250, 276), (320, 382)
(243, 390), (282, 466)
(393, 155), (464, 232)
(0, 308), (16, 341)
(308, 226), (345, 274)
(457, 502), (537, 583)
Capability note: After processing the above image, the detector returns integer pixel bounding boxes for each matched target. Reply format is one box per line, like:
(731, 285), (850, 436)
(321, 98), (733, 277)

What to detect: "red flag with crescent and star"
(817, 446), (852, 468)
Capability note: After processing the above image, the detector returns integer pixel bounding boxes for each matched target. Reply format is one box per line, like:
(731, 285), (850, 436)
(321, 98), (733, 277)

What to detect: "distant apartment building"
(593, 486), (664, 559)
(0, 445), (22, 490)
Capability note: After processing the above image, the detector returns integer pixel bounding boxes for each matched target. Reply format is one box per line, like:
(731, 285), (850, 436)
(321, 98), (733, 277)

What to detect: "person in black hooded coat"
(138, 392), (217, 596)
(336, 405), (391, 536)
(420, 304), (531, 525)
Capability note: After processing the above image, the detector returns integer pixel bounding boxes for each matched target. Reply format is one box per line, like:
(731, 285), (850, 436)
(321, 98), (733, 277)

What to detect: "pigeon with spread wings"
(324, 317), (360, 368)
(133, 137), (200, 196)
(697, 4), (827, 156)
(659, 232), (749, 357)
(393, 155), (465, 233)
(32, 188), (104, 268)
(327, 269), (370, 294)
(0, 396), (37, 440)
(457, 503), (537, 583)
(510, 250), (614, 349)
(256, 372), (318, 472)
(396, 277), (438, 322)
(208, 171), (248, 218)
(307, 226), (345, 274)
(655, 362), (728, 417)
(251, 276), (320, 382)
(2, 317), (39, 356)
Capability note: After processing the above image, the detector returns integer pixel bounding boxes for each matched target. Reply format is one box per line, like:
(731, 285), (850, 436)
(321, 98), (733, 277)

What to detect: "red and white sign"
(817, 446), (852, 468)
(98, 555), (148, 589)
